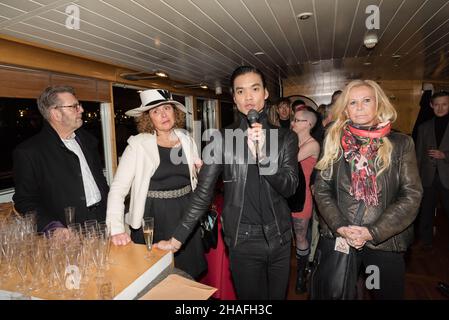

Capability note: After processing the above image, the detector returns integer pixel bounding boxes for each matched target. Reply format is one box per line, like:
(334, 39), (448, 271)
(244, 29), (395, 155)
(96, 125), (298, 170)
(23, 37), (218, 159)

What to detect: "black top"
(279, 119), (291, 129)
(149, 145), (190, 191)
(435, 114), (449, 147)
(240, 110), (274, 225)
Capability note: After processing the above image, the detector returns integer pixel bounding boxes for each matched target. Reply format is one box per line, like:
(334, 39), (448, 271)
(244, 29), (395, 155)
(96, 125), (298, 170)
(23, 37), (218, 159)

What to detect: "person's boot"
(295, 255), (308, 294)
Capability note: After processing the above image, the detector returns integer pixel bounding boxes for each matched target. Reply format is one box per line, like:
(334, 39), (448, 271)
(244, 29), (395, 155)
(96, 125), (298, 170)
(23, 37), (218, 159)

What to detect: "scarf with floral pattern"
(341, 122), (391, 206)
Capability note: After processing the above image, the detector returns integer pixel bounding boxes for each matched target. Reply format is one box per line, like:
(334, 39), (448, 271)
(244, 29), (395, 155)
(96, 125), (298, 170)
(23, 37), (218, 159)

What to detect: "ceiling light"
(392, 54), (402, 59)
(254, 51), (265, 56)
(363, 31), (378, 49)
(155, 71), (168, 78)
(173, 83), (209, 90)
(120, 71), (169, 80)
(297, 12), (313, 20)
(364, 62), (372, 66)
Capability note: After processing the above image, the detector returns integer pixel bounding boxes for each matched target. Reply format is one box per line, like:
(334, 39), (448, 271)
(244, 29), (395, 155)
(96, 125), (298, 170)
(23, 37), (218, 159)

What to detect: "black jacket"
(13, 122), (109, 231)
(314, 132), (423, 252)
(173, 109), (299, 248)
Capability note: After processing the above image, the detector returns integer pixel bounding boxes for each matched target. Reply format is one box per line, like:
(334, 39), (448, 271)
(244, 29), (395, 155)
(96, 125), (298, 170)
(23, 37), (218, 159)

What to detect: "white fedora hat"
(125, 89), (186, 117)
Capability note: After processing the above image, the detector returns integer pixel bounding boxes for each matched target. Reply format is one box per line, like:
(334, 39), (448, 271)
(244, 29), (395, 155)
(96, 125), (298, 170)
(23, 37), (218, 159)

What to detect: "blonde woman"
(106, 89), (206, 278)
(312, 80), (422, 299)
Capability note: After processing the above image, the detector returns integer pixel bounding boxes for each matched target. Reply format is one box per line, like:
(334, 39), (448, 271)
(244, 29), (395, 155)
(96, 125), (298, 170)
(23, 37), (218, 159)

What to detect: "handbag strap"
(353, 202), (366, 226)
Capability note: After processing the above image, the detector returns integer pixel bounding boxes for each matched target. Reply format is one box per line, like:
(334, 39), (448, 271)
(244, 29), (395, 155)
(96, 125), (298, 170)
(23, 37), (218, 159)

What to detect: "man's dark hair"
(230, 65), (266, 94)
(431, 90), (449, 103)
(291, 99), (306, 111)
(37, 85), (76, 120)
(332, 90), (342, 99)
(277, 97), (291, 107)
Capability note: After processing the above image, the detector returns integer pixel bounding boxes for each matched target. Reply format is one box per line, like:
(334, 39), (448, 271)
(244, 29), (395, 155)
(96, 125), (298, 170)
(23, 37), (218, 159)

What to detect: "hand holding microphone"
(247, 109), (265, 161)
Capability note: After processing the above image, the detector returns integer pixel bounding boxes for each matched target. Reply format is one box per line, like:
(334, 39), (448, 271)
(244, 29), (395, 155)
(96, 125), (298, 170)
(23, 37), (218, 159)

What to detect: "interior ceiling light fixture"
(392, 54), (402, 59)
(297, 12), (313, 20)
(363, 31), (378, 49)
(254, 51), (265, 56)
(173, 83), (208, 90)
(120, 71), (168, 80)
(364, 62), (372, 66)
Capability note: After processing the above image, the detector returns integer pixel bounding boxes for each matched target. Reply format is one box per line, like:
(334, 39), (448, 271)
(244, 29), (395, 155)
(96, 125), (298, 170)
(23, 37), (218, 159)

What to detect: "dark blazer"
(13, 122), (109, 231)
(416, 118), (449, 189)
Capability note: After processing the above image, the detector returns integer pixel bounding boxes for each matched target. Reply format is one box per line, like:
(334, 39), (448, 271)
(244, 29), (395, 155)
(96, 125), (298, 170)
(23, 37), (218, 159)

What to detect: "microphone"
(247, 109), (259, 126)
(247, 109), (260, 161)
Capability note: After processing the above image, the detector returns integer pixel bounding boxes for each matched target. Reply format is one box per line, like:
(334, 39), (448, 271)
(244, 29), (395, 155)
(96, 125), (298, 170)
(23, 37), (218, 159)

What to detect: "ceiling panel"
(373, 0), (425, 55)
(383, 0), (449, 55)
(266, 0), (308, 63)
(0, 0), (42, 12)
(0, 3), (26, 19)
(313, 0), (336, 60)
(0, 0), (448, 96)
(290, 0), (319, 61)
(333, 0), (358, 59)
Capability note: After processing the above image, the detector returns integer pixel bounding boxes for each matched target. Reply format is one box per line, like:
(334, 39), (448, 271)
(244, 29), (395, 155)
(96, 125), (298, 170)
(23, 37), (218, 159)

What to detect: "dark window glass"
(80, 101), (105, 168)
(220, 101), (236, 128)
(0, 98), (103, 191)
(113, 87), (139, 160)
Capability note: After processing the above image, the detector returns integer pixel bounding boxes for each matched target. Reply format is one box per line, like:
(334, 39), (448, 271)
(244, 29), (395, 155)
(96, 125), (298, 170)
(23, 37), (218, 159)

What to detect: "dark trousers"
(419, 175), (449, 245)
(228, 222), (291, 300)
(356, 247), (405, 300)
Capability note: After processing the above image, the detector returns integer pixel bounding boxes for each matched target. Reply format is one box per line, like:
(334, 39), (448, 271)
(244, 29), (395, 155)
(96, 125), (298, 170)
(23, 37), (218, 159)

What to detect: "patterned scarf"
(341, 122), (391, 206)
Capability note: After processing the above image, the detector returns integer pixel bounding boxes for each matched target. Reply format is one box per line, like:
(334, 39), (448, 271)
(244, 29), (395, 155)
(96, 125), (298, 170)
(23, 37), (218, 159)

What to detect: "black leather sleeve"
(172, 132), (224, 244)
(260, 130), (299, 198)
(368, 137), (423, 244)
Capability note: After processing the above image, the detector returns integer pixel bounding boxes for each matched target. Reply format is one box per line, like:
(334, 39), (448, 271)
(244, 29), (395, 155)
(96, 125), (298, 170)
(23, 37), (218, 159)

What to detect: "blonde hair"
(316, 80), (397, 178)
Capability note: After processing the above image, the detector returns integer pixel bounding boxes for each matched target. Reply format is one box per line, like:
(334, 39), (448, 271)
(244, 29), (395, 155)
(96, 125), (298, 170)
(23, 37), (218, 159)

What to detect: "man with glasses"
(13, 85), (109, 232)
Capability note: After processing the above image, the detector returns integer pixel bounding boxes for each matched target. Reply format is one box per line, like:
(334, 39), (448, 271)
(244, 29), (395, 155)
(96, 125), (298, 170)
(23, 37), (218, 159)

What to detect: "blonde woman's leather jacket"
(315, 132), (423, 252)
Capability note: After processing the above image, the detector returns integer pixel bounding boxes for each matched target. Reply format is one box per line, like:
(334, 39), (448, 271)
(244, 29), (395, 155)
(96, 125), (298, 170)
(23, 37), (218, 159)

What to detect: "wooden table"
(0, 243), (173, 300)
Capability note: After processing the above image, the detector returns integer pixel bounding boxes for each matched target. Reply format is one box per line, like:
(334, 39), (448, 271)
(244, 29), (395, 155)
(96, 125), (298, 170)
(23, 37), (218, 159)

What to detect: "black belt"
(87, 202), (101, 211)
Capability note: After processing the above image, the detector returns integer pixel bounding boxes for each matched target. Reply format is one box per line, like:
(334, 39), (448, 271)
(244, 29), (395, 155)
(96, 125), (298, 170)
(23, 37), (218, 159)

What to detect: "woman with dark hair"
(312, 80), (422, 299)
(106, 89), (206, 278)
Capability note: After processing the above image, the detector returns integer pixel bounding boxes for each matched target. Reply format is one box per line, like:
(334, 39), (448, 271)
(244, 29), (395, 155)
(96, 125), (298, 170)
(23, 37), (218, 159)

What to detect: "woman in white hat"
(106, 89), (206, 278)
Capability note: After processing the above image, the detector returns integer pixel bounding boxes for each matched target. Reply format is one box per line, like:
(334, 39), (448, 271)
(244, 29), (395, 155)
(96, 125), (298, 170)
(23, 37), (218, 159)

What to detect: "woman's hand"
(336, 226), (367, 249)
(346, 226), (373, 249)
(111, 233), (131, 246)
(154, 237), (182, 253)
(194, 159), (203, 170)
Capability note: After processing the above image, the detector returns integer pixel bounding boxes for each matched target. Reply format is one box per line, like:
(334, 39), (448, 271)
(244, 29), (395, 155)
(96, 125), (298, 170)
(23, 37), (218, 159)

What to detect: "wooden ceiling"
(1, 0), (448, 95)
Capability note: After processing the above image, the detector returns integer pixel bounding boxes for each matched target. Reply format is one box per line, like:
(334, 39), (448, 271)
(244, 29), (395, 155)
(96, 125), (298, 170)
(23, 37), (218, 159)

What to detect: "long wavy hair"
(135, 104), (185, 134)
(316, 80), (397, 178)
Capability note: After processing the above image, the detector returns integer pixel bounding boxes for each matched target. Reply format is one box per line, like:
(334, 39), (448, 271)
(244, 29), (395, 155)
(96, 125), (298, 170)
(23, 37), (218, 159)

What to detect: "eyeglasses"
(293, 118), (308, 123)
(54, 102), (82, 111)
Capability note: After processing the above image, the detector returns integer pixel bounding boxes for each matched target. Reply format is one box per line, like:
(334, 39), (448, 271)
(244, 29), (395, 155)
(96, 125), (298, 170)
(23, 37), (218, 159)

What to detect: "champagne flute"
(142, 218), (154, 260)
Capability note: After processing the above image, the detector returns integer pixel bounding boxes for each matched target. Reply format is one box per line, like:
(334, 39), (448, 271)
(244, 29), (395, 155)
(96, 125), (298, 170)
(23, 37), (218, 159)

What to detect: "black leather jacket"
(173, 109), (299, 248)
(314, 132), (423, 252)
